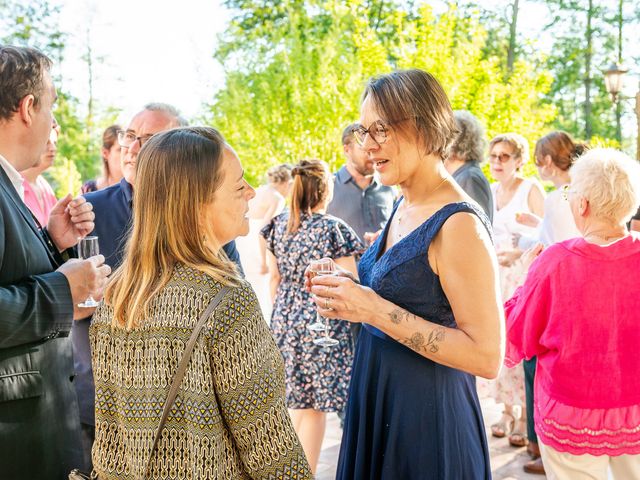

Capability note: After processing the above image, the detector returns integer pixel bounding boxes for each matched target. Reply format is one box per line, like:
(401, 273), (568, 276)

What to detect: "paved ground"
(315, 398), (544, 480)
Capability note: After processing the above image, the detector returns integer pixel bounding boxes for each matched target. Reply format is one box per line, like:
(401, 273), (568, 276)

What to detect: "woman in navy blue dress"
(310, 69), (504, 479)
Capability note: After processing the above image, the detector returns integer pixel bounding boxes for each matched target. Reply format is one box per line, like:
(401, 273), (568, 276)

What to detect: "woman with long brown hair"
(261, 159), (362, 473)
(90, 126), (311, 479)
(81, 125), (123, 193)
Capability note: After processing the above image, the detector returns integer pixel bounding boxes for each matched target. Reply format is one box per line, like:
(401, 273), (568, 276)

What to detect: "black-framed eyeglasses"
(117, 130), (154, 148)
(352, 120), (393, 147)
(488, 152), (517, 163)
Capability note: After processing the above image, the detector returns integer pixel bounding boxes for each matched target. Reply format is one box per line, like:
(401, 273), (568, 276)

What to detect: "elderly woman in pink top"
(505, 148), (640, 480)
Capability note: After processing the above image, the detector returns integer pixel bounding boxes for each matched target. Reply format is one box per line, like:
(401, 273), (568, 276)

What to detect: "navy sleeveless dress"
(336, 202), (492, 479)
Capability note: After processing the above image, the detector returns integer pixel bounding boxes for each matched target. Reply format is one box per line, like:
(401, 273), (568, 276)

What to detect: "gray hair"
(570, 148), (640, 224)
(452, 110), (486, 163)
(143, 102), (188, 127)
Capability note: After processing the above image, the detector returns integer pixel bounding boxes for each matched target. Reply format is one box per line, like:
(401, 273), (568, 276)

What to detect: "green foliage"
(1, 0), (115, 186)
(0, 0), (65, 66)
(53, 93), (100, 181)
(539, 0), (619, 140)
(210, 1), (556, 185)
(46, 156), (82, 199)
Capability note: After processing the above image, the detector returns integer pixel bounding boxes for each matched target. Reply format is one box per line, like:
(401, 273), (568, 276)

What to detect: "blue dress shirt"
(327, 166), (395, 242)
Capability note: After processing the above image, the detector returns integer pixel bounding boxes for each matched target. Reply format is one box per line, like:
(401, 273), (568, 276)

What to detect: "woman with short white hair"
(505, 148), (640, 479)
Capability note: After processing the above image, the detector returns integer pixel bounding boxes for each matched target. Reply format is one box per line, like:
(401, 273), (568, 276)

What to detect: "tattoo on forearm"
(401, 327), (446, 354)
(389, 308), (415, 324)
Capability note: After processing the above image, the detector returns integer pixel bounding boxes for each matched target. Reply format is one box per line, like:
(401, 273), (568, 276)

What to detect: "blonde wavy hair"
(105, 126), (240, 330)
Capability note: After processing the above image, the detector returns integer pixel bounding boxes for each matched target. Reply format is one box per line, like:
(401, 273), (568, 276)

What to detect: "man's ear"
(17, 94), (36, 126)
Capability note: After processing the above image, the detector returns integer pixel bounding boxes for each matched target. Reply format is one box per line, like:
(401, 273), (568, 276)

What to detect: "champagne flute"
(310, 259), (339, 348)
(77, 236), (100, 308)
(307, 259), (333, 332)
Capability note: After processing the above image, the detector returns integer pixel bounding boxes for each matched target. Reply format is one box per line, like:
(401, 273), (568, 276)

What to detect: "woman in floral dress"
(261, 159), (363, 474)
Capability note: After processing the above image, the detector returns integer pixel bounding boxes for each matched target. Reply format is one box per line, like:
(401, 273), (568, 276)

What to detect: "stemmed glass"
(307, 259), (332, 332)
(77, 236), (100, 308)
(309, 259), (340, 348)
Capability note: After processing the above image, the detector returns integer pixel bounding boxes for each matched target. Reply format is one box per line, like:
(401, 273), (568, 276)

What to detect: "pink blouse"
(505, 233), (640, 456)
(23, 176), (57, 227)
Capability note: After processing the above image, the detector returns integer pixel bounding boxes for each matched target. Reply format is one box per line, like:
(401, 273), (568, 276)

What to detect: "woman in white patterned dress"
(483, 133), (545, 447)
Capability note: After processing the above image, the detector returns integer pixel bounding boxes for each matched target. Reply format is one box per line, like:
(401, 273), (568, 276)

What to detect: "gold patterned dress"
(90, 264), (312, 479)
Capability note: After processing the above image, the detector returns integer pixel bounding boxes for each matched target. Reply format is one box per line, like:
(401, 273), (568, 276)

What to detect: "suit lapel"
(0, 168), (58, 266)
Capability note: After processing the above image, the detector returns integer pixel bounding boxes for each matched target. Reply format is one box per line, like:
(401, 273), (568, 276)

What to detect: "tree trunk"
(86, 27), (94, 132)
(584, 0), (594, 140)
(507, 0), (520, 73)
(615, 0), (623, 144)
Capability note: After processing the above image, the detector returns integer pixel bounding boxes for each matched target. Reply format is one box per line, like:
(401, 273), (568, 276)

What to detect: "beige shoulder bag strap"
(144, 285), (231, 478)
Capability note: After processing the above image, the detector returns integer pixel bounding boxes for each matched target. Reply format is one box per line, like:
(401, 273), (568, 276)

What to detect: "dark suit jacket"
(0, 167), (82, 479)
(452, 162), (494, 223)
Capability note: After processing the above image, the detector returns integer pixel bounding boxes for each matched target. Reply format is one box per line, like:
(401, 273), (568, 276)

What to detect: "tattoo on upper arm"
(389, 308), (415, 324)
(400, 327), (446, 354)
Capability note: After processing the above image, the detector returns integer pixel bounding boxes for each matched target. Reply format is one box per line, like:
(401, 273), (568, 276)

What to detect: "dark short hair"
(0, 45), (53, 121)
(362, 69), (458, 159)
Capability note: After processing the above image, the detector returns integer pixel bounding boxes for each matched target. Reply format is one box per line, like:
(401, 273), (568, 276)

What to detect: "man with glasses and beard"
(328, 123), (395, 245)
(72, 103), (243, 471)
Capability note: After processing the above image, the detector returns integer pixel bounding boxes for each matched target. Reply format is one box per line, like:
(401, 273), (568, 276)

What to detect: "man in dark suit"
(0, 46), (111, 479)
(73, 103), (243, 469)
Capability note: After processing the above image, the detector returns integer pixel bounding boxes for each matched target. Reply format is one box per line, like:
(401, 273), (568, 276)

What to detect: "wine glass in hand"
(310, 259), (340, 348)
(307, 259), (333, 332)
(77, 236), (100, 308)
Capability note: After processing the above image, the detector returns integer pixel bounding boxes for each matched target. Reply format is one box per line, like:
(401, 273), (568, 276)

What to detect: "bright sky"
(57, 0), (231, 123)
(55, 0), (638, 133)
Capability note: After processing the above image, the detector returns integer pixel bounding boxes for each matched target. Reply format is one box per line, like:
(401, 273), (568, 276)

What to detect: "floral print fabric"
(261, 212), (363, 411)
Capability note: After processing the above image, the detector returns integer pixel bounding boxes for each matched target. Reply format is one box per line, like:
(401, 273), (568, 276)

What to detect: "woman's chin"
(236, 221), (250, 237)
(377, 172), (397, 187)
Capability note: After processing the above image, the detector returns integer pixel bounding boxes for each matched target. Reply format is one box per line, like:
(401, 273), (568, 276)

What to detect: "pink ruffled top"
(23, 176), (57, 226)
(505, 233), (640, 456)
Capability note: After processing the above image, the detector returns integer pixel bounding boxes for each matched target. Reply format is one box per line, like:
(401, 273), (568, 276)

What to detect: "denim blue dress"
(336, 202), (492, 479)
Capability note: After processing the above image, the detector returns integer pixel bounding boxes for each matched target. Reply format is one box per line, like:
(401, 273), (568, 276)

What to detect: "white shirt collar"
(0, 153), (25, 201)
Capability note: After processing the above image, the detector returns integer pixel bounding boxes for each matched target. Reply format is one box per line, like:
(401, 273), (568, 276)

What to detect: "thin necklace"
(583, 227), (628, 243)
(395, 177), (449, 238)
